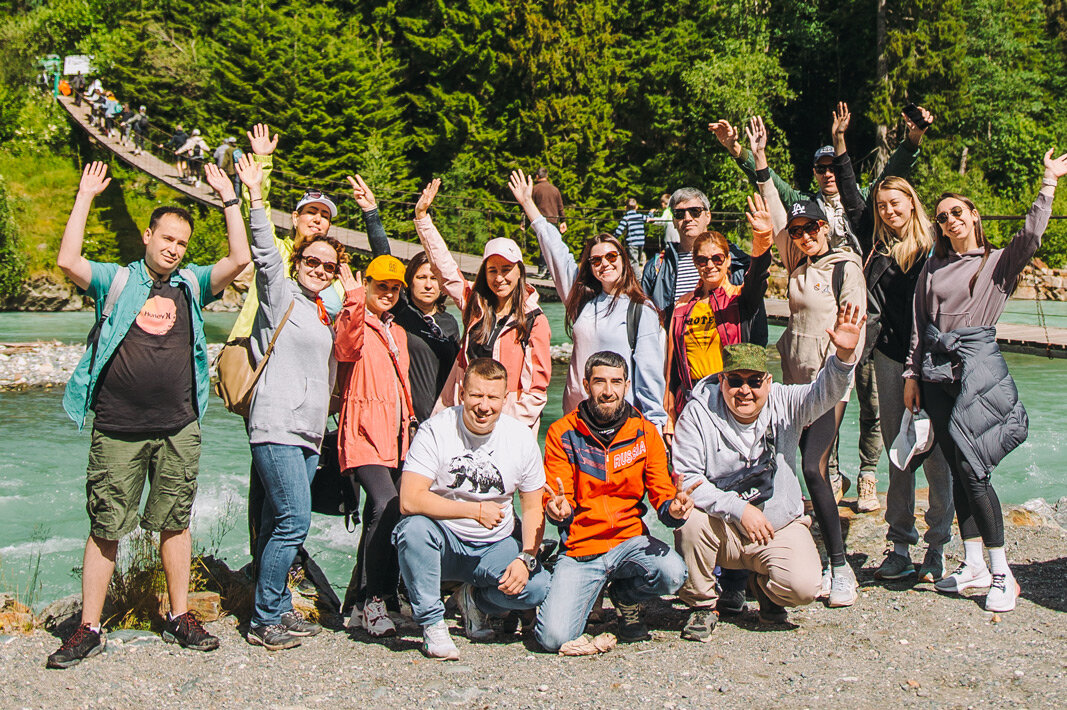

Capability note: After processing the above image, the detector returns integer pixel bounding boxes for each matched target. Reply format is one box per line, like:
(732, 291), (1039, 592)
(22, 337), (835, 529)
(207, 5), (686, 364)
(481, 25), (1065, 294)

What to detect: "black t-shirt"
(394, 299), (460, 422)
(92, 279), (196, 433)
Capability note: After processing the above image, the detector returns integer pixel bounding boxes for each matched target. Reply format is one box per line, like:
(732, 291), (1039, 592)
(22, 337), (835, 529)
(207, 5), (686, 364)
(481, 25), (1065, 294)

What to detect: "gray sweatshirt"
(672, 354), (855, 531)
(905, 191), (1053, 379)
(246, 207), (337, 451)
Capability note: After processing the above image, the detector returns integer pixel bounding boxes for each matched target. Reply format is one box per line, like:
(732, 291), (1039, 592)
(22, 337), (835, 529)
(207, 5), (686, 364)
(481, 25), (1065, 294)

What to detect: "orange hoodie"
(543, 406), (679, 557)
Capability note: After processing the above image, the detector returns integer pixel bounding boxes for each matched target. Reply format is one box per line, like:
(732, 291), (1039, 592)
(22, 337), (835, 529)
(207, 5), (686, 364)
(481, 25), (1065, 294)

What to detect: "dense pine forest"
(1, 0), (1067, 297)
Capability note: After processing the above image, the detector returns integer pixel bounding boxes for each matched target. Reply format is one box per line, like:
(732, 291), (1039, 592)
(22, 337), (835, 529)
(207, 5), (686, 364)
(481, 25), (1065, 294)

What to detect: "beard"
(590, 395), (626, 423)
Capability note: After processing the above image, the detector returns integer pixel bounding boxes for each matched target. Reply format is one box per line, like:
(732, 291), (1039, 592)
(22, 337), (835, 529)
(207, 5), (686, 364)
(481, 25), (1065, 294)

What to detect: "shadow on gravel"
(1013, 557), (1067, 612)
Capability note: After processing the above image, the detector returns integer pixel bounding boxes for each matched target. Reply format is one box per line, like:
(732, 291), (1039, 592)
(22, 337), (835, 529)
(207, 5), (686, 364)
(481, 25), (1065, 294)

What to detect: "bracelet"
(1042, 178), (1058, 188)
(755, 167), (771, 183)
(222, 197), (240, 208)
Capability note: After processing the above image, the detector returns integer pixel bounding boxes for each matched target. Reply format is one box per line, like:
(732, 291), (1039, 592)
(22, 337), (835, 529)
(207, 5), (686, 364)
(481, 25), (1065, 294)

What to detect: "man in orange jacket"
(534, 351), (700, 652)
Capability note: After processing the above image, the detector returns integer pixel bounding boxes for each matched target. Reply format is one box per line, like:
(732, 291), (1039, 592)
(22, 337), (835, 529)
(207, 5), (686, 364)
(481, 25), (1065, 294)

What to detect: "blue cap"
(813, 145), (835, 164)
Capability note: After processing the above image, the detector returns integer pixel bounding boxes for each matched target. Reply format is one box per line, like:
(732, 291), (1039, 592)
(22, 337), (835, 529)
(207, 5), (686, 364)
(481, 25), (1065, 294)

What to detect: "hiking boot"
(917, 549), (946, 583)
(828, 564), (859, 607)
(856, 473), (880, 512)
(613, 601), (650, 643)
(281, 610), (322, 637)
(247, 623), (301, 651)
(360, 597), (396, 638)
(753, 583), (788, 625)
(874, 551), (916, 581)
(421, 620), (460, 660)
(163, 611), (219, 651)
(680, 608), (718, 642)
(456, 584), (494, 642)
(985, 572), (1021, 612)
(716, 587), (748, 616)
(831, 474), (851, 504)
(935, 564), (992, 594)
(46, 624), (105, 669)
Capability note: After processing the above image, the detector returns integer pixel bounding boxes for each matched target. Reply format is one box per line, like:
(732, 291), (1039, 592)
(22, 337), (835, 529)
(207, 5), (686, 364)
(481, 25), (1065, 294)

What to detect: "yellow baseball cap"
(366, 255), (407, 285)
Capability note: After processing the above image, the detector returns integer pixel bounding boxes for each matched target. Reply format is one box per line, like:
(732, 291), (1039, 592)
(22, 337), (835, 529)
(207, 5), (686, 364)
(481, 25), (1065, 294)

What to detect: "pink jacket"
(334, 286), (413, 471)
(414, 216), (552, 430)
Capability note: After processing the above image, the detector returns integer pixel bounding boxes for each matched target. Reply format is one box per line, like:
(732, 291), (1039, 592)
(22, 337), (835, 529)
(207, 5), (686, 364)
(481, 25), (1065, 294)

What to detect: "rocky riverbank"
(0, 498), (1064, 707)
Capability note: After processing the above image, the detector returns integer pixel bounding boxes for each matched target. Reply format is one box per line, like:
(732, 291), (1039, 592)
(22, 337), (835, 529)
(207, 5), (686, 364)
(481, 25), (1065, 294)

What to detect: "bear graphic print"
(446, 448), (505, 495)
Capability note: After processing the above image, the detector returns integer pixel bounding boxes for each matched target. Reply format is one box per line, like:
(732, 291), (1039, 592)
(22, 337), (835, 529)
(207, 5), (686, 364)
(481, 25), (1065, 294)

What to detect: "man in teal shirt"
(47, 160), (250, 668)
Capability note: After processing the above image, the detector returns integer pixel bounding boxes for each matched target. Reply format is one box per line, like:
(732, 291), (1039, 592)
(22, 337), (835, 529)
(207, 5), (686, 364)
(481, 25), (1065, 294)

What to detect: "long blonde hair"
(872, 177), (934, 274)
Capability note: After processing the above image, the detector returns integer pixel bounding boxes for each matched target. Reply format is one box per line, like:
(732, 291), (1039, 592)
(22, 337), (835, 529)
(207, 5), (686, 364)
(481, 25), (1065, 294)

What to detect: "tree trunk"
(873, 0), (890, 176)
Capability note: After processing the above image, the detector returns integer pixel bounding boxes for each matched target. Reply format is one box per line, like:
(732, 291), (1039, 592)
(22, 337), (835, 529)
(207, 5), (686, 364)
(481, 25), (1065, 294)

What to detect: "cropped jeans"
(249, 443), (318, 628)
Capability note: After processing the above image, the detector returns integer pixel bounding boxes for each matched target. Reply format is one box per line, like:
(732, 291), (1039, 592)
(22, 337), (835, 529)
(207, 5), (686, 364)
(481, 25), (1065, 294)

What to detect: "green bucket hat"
(721, 343), (770, 374)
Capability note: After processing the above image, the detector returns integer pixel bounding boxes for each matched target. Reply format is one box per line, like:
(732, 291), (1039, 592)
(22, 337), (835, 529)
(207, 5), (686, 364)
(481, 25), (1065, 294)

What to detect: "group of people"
(45, 105), (1066, 668)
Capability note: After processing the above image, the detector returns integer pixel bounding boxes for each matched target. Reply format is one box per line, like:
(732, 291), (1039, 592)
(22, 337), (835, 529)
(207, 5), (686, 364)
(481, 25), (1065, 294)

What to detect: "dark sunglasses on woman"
(303, 255), (339, 274)
(694, 253), (726, 268)
(935, 206), (966, 224)
(787, 221), (822, 240)
(588, 251), (621, 268)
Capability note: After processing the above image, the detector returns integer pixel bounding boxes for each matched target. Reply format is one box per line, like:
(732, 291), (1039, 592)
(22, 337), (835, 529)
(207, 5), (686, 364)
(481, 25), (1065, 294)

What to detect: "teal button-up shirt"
(62, 260), (218, 429)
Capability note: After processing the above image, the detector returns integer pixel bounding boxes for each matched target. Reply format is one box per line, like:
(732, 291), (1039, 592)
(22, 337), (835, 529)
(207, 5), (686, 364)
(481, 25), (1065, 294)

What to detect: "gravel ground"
(2, 508), (1065, 709)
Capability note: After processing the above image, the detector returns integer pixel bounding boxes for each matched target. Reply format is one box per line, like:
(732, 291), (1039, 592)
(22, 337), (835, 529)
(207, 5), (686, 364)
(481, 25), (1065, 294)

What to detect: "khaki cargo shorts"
(85, 421), (201, 540)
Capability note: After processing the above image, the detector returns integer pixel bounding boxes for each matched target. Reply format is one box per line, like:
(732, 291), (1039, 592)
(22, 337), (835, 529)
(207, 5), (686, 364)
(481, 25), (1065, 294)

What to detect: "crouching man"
(535, 351), (696, 654)
(393, 358), (550, 660)
(673, 305), (865, 637)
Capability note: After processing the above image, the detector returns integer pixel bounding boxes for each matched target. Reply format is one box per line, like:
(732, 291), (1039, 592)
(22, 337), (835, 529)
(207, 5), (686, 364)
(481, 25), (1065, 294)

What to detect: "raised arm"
(829, 103), (873, 254)
(333, 267), (367, 363)
(413, 178), (470, 309)
(712, 118), (805, 204)
(347, 174), (391, 258)
(748, 117), (802, 273)
(740, 193), (773, 316)
(57, 161), (111, 290)
(872, 106), (934, 189)
(509, 169), (578, 299)
(995, 149), (1064, 287)
(204, 163), (251, 295)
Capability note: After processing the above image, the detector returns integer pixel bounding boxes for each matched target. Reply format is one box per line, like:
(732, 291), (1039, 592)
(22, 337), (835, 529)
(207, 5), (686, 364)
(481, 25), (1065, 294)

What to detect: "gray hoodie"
(672, 354), (855, 531)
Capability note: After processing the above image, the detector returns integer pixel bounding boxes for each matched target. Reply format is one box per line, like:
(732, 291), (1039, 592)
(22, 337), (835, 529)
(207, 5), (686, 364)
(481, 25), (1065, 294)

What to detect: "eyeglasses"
(813, 165), (833, 175)
(302, 255), (339, 274)
(935, 206), (966, 225)
(787, 221), (822, 240)
(725, 373), (766, 389)
(694, 253), (726, 268)
(588, 251), (621, 268)
(674, 206), (706, 219)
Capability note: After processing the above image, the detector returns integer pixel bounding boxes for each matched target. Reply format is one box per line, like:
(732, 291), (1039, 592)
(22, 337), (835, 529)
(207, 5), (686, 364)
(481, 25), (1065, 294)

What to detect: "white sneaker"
(360, 597), (396, 637)
(985, 572), (1021, 612)
(421, 620), (459, 660)
(935, 564), (993, 594)
(456, 584), (494, 642)
(817, 567), (832, 599)
(828, 563), (858, 607)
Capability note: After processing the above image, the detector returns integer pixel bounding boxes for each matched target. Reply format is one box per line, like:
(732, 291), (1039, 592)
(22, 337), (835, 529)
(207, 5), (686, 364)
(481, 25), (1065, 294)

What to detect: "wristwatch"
(222, 197), (241, 208)
(517, 552), (538, 572)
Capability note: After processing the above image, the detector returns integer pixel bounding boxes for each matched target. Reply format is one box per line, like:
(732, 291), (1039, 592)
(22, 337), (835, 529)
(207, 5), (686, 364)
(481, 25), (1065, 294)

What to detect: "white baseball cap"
(482, 237), (522, 264)
(889, 409), (935, 470)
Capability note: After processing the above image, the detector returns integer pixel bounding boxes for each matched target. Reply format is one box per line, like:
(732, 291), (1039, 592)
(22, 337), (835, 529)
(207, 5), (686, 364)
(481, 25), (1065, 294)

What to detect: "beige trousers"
(674, 510), (822, 609)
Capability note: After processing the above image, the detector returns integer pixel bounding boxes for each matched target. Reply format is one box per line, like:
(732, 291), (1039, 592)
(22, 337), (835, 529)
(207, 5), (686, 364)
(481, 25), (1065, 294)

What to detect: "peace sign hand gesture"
(346, 174), (377, 211)
(544, 477), (572, 522)
(668, 479), (702, 520)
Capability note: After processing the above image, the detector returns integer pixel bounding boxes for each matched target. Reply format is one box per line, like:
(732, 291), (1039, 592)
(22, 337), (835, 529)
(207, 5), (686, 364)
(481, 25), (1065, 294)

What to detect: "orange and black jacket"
(543, 405), (680, 558)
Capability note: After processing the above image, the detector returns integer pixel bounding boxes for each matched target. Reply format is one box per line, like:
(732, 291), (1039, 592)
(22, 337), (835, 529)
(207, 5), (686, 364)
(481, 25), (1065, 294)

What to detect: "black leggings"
(800, 401), (848, 567)
(342, 465), (401, 613)
(921, 381), (1004, 547)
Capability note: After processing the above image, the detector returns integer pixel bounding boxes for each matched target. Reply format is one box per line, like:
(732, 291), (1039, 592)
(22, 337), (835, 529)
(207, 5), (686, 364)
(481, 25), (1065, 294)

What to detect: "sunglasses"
(588, 251), (621, 268)
(725, 373), (766, 389)
(302, 255), (339, 274)
(302, 188), (328, 200)
(813, 165), (833, 175)
(935, 206), (966, 225)
(787, 221), (822, 240)
(674, 206), (706, 219)
(694, 253), (726, 268)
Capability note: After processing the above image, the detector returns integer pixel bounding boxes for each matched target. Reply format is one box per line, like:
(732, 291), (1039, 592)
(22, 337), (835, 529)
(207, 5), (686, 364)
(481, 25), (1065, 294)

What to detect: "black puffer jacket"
(922, 324), (1028, 479)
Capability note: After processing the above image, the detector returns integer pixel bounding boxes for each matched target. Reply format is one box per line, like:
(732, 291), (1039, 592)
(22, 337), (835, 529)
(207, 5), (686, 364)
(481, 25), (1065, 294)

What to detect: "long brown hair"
(564, 233), (647, 335)
(872, 177), (933, 273)
(462, 259), (533, 345)
(933, 192), (989, 295)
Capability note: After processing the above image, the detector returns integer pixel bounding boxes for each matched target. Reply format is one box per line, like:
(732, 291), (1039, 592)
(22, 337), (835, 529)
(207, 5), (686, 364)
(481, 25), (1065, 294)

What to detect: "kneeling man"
(673, 305), (864, 636)
(535, 351), (696, 653)
(394, 358), (550, 660)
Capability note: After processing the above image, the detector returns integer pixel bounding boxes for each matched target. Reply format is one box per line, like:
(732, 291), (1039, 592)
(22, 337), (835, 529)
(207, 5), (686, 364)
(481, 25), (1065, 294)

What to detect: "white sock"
(963, 539), (986, 571)
(987, 547), (1010, 576)
(893, 542), (910, 558)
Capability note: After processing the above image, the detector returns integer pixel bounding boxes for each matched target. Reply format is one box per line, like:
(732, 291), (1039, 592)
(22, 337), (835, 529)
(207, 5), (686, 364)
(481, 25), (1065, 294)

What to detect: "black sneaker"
(608, 588), (650, 643)
(46, 623), (105, 669)
(247, 623), (302, 651)
(162, 611), (220, 651)
(716, 587), (748, 616)
(753, 583), (788, 625)
(681, 608), (718, 642)
(280, 610), (322, 637)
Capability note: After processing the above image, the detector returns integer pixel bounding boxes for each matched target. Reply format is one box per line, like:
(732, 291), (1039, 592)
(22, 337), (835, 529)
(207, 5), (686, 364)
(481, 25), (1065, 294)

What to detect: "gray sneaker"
(456, 584), (494, 642)
(917, 549), (946, 583)
(247, 623), (301, 651)
(828, 564), (858, 607)
(716, 587), (748, 616)
(281, 610), (322, 637)
(681, 608), (718, 642)
(874, 551), (917, 580)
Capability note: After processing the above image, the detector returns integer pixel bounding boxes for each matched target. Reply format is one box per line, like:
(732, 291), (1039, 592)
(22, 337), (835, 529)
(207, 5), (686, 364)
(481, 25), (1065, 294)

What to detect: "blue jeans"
(534, 535), (687, 652)
(250, 443), (318, 627)
(392, 515), (550, 627)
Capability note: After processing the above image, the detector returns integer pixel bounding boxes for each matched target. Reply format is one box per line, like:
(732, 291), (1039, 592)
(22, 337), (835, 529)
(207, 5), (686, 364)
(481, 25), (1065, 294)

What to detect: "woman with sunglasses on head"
(749, 116), (867, 608)
(663, 200), (773, 443)
(903, 149), (1067, 612)
(507, 169), (667, 429)
(827, 102), (954, 585)
(236, 156), (354, 651)
(333, 252), (415, 638)
(413, 178), (552, 430)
